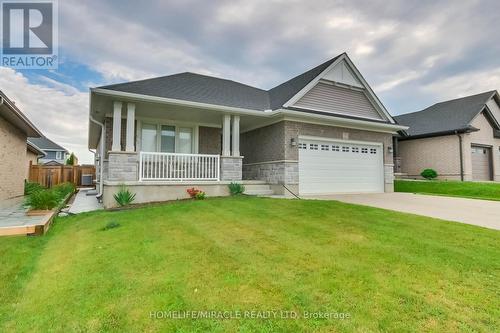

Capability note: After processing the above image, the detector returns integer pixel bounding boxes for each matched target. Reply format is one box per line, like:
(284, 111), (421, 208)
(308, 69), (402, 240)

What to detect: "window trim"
(139, 120), (198, 154)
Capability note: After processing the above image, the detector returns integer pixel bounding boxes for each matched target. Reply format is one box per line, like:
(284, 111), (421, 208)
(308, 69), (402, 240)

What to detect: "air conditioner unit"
(81, 174), (93, 186)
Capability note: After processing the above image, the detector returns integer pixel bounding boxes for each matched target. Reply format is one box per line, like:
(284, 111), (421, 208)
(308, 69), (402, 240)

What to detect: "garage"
(471, 145), (492, 181)
(298, 138), (384, 195)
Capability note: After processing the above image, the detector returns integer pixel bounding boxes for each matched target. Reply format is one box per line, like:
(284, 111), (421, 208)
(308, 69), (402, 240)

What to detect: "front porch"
(97, 98), (258, 184)
(89, 94), (279, 207)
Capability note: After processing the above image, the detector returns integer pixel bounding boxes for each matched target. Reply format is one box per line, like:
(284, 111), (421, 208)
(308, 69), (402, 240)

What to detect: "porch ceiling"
(88, 91), (276, 148)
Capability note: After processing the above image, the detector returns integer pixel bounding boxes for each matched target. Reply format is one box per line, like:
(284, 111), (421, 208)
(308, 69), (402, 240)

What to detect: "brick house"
(394, 91), (500, 181)
(0, 91), (43, 200)
(88, 53), (407, 207)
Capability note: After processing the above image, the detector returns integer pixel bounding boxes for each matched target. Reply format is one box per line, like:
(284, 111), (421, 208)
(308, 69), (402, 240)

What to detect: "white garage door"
(299, 138), (384, 195)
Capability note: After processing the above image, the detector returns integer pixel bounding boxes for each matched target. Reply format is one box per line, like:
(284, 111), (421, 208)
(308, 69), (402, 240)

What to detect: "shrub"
(228, 182), (245, 195)
(421, 169), (438, 180)
(52, 182), (76, 199)
(113, 185), (136, 206)
(187, 187), (206, 200)
(24, 181), (44, 195)
(195, 191), (206, 200)
(25, 189), (59, 210)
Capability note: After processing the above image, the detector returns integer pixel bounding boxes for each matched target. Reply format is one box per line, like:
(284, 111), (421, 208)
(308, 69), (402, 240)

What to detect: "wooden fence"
(28, 163), (96, 188)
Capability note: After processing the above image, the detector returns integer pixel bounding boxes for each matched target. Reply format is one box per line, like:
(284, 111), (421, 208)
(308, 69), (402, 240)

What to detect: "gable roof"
(267, 55), (342, 110)
(0, 90), (42, 137)
(394, 91), (499, 138)
(28, 136), (68, 152)
(27, 140), (46, 156)
(99, 72), (271, 111)
(96, 53), (373, 114)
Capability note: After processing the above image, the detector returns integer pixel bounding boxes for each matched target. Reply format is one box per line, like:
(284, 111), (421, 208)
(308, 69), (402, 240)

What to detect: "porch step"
(243, 184), (272, 191)
(240, 180), (268, 185)
(244, 189), (275, 196)
(243, 183), (274, 196)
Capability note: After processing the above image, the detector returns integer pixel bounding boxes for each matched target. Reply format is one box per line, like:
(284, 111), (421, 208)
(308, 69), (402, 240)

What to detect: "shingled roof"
(28, 136), (68, 152)
(394, 91), (499, 138)
(98, 54), (343, 112)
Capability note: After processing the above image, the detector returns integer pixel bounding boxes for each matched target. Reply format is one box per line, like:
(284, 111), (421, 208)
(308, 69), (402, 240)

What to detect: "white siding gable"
(322, 60), (363, 88)
(486, 97), (500, 125)
(293, 82), (386, 121)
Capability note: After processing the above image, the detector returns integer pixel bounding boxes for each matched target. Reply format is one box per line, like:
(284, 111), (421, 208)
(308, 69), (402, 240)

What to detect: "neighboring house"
(26, 140), (45, 178)
(0, 90), (43, 200)
(27, 136), (69, 165)
(88, 52), (407, 207)
(394, 91), (500, 181)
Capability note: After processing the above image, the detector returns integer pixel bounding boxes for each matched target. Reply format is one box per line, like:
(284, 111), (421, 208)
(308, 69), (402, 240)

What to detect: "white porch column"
(125, 103), (135, 151)
(112, 101), (122, 151)
(222, 114), (231, 156)
(231, 115), (240, 157)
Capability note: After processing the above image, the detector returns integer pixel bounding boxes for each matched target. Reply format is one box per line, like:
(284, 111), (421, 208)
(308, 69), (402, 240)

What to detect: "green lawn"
(395, 179), (500, 201)
(1, 197), (499, 332)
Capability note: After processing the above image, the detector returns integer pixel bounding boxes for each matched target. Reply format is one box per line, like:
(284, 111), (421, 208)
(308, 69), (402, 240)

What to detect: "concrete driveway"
(303, 192), (500, 230)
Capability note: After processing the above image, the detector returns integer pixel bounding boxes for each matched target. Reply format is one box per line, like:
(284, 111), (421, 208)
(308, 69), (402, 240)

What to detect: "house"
(26, 140), (45, 178)
(394, 91), (500, 181)
(27, 136), (69, 165)
(0, 90), (43, 200)
(88, 53), (407, 207)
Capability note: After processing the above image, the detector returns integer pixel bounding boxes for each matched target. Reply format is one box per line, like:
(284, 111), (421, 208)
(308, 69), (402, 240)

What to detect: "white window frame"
(56, 151), (62, 160)
(138, 120), (199, 154)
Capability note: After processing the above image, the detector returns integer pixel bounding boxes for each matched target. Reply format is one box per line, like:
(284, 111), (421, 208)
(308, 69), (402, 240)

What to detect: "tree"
(66, 152), (77, 165)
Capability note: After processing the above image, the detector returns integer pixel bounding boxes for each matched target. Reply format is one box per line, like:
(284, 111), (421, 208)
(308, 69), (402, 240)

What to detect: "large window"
(178, 127), (192, 154)
(141, 123), (194, 153)
(141, 123), (157, 152)
(160, 125), (175, 153)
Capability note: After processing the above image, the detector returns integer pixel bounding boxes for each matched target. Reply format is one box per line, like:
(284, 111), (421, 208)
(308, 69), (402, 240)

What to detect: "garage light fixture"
(291, 138), (297, 146)
(388, 146), (393, 154)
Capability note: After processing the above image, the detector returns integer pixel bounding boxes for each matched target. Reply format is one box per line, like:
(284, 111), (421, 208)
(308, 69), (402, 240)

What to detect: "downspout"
(456, 131), (464, 181)
(89, 116), (105, 196)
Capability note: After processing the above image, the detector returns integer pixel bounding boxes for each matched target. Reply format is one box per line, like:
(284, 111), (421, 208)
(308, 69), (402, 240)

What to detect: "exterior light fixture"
(388, 146), (393, 154)
(291, 138), (297, 146)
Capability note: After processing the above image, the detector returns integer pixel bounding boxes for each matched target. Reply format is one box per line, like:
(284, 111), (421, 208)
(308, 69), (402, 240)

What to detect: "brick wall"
(0, 115), (28, 200)
(466, 112), (500, 181)
(104, 117), (135, 155)
(240, 122), (285, 164)
(284, 121), (393, 164)
(398, 135), (461, 179)
(199, 126), (221, 154)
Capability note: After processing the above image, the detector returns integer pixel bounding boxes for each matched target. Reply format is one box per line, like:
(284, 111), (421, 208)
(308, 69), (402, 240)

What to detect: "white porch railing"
(139, 152), (220, 181)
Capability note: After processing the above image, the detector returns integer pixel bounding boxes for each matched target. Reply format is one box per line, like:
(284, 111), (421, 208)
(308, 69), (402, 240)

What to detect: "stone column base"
(108, 151), (138, 181)
(220, 156), (243, 181)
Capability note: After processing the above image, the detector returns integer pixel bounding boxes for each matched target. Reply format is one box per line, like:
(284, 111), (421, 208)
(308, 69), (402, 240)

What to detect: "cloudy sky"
(2, 0), (500, 163)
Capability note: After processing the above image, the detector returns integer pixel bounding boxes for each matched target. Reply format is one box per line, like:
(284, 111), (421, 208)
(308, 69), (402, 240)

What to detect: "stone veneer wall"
(107, 152), (138, 181)
(220, 156), (242, 181)
(242, 161), (298, 185)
